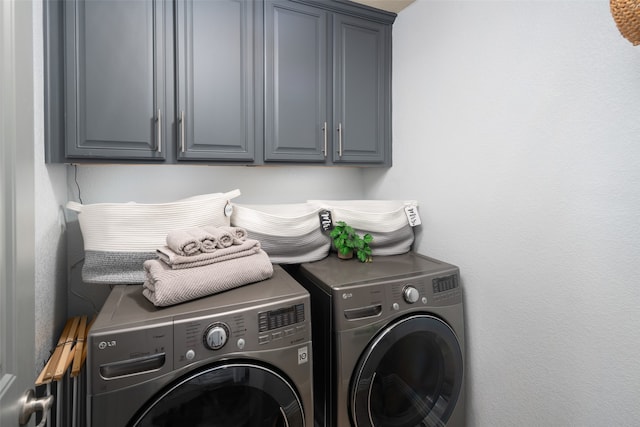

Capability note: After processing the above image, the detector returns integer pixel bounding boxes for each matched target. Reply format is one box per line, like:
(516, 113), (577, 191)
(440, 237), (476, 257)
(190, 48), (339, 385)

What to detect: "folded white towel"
(166, 229), (201, 256)
(142, 250), (273, 307)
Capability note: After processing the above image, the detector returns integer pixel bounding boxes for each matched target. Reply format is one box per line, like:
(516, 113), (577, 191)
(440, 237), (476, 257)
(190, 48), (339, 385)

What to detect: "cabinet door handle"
(322, 121), (328, 157)
(156, 109), (162, 153)
(337, 122), (343, 158)
(180, 111), (185, 153)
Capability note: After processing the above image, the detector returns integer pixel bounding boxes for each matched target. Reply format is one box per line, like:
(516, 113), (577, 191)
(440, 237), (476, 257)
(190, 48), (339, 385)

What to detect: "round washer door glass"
(131, 363), (304, 427)
(351, 314), (463, 427)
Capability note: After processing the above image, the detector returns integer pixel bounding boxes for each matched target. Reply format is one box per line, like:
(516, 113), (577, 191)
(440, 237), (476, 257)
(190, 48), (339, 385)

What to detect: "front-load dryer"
(287, 252), (465, 427)
(87, 265), (313, 427)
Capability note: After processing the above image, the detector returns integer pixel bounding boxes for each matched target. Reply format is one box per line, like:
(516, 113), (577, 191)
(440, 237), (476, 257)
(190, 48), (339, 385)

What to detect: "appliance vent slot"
(259, 304), (305, 332)
(432, 274), (459, 294)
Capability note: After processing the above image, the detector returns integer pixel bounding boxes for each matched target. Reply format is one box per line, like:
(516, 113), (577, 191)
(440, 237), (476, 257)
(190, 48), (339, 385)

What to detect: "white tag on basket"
(224, 202), (233, 217)
(404, 205), (422, 227)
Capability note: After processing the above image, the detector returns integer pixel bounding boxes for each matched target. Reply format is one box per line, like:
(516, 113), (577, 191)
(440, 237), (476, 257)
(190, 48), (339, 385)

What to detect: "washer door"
(350, 314), (463, 427)
(131, 362), (304, 427)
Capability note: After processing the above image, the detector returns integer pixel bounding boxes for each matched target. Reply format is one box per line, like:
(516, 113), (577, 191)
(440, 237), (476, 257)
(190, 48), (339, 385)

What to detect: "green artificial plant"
(329, 221), (373, 262)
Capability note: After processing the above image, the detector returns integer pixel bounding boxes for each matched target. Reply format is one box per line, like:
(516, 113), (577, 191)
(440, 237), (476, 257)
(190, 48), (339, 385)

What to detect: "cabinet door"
(333, 14), (390, 164)
(65, 0), (168, 159)
(176, 0), (258, 161)
(264, 0), (328, 162)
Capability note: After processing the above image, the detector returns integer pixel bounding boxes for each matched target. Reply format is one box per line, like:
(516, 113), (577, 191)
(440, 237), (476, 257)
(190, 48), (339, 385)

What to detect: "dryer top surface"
(92, 265), (308, 332)
(299, 252), (459, 290)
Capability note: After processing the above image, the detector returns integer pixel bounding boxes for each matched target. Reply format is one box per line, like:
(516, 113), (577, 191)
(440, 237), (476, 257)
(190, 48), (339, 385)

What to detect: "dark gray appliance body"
(87, 266), (313, 427)
(287, 252), (465, 427)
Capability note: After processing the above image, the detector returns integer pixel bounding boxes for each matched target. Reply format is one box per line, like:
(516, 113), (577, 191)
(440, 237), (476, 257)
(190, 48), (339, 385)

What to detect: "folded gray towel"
(188, 227), (218, 253)
(166, 229), (201, 256)
(156, 238), (262, 269)
(142, 250), (273, 307)
(202, 226), (234, 248)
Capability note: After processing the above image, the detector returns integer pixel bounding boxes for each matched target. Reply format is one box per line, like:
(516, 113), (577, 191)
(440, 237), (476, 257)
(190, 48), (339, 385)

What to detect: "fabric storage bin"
(230, 203), (331, 264)
(67, 189), (241, 284)
(308, 199), (420, 256)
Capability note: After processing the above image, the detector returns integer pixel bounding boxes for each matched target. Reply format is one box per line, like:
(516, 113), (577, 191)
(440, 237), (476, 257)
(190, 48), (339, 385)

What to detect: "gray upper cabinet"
(333, 13), (390, 164)
(264, 0), (393, 165)
(175, 0), (260, 161)
(45, 0), (393, 165)
(64, 0), (169, 160)
(264, 1), (328, 162)
(59, 0), (260, 163)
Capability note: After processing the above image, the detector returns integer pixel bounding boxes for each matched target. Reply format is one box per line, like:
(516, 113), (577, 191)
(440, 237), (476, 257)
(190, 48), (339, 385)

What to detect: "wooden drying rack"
(36, 315), (94, 385)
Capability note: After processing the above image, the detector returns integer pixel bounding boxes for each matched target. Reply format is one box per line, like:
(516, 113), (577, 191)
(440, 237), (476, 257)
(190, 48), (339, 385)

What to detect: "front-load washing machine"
(87, 265), (313, 427)
(286, 252), (465, 427)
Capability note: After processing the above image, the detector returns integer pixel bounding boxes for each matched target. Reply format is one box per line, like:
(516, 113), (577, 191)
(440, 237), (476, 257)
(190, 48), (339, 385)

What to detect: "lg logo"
(98, 340), (116, 350)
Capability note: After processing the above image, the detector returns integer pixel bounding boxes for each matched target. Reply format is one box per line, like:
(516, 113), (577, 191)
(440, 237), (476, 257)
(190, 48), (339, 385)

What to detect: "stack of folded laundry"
(142, 226), (273, 307)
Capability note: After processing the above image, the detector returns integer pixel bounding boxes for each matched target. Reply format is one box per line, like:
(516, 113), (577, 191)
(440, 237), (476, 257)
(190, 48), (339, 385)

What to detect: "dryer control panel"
(332, 270), (461, 330)
(173, 299), (310, 370)
(259, 303), (305, 332)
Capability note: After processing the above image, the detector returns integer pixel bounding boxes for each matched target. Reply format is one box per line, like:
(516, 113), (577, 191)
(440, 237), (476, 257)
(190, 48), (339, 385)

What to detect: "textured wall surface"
(366, 1), (640, 425)
(32, 0), (68, 374)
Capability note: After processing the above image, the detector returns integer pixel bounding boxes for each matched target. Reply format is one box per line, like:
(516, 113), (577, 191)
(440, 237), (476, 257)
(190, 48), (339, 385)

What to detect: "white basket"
(308, 199), (420, 256)
(67, 189), (241, 284)
(231, 203), (331, 264)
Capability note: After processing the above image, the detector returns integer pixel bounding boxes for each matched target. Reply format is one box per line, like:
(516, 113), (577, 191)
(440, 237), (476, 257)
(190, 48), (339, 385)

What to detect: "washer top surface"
(299, 252), (458, 290)
(92, 265), (307, 332)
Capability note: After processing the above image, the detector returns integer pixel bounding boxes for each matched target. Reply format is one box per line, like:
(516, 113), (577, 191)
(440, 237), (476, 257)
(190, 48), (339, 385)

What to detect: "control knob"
(203, 323), (229, 350)
(402, 285), (420, 304)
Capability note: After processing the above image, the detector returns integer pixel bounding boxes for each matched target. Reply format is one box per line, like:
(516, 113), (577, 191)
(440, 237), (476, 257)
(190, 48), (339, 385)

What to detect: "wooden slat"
(55, 343), (77, 381)
(36, 315), (96, 385)
(38, 317), (76, 383)
(53, 317), (80, 380)
(77, 315), (96, 377)
(70, 315), (88, 377)
(35, 355), (55, 386)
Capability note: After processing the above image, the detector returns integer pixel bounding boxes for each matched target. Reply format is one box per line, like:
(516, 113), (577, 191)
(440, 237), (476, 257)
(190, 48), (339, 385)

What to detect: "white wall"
(366, 0), (640, 425)
(67, 164), (366, 204)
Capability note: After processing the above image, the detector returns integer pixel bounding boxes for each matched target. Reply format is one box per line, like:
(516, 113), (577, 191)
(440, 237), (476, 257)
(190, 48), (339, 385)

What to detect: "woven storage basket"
(308, 200), (420, 256)
(230, 203), (331, 264)
(67, 189), (241, 284)
(611, 0), (640, 45)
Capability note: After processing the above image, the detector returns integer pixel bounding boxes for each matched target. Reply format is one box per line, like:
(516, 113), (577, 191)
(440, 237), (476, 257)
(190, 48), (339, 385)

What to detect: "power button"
(402, 285), (420, 304)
